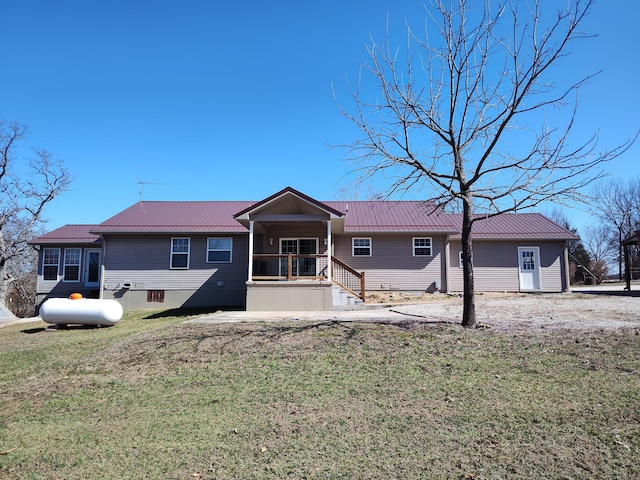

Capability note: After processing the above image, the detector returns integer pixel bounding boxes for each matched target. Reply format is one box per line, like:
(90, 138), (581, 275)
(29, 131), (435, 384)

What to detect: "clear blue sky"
(1, 0), (638, 234)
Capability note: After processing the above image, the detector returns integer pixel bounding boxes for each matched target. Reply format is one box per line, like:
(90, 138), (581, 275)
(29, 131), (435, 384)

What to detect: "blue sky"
(1, 0), (638, 235)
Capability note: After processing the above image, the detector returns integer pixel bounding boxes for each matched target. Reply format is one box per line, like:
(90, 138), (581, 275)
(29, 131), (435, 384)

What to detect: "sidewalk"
(571, 284), (640, 293)
(186, 306), (424, 324)
(0, 316), (42, 327)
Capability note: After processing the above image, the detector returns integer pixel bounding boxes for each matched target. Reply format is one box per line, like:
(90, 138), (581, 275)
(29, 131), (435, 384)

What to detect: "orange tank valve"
(69, 293), (83, 300)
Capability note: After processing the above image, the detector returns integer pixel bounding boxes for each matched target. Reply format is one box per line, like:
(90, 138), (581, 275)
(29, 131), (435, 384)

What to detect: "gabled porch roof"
(233, 186), (344, 229)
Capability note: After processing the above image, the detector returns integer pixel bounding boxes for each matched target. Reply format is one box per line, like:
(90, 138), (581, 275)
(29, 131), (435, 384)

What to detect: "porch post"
(248, 220), (254, 282)
(326, 220), (332, 281)
(624, 242), (631, 291)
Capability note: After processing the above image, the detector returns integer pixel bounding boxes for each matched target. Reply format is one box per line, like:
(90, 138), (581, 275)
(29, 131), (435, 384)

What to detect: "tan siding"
(448, 240), (566, 292)
(334, 234), (446, 292)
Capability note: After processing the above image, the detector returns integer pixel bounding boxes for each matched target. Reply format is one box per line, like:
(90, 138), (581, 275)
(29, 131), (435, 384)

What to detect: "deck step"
(331, 285), (364, 310)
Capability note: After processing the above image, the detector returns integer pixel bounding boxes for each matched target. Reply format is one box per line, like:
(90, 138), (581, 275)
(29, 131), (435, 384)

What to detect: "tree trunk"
(461, 196), (476, 328)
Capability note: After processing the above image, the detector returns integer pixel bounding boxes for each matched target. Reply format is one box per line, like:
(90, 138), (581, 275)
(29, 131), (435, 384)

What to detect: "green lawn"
(1, 310), (638, 479)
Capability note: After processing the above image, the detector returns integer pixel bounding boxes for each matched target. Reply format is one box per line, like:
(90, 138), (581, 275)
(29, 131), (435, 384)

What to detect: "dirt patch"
(370, 291), (640, 333)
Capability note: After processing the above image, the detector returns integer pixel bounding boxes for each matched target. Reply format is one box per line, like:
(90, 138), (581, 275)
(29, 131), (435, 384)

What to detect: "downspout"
(563, 241), (571, 292)
(444, 234), (450, 293)
(248, 220), (254, 282)
(98, 235), (106, 299)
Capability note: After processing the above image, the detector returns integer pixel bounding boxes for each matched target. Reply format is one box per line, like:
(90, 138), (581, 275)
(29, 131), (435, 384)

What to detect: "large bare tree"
(337, 0), (633, 327)
(0, 121), (71, 308)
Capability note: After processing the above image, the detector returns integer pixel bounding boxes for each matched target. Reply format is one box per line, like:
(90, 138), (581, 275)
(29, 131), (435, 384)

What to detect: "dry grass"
(1, 310), (639, 479)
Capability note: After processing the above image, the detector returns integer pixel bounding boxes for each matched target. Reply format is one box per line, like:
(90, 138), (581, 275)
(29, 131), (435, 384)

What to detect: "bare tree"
(5, 242), (38, 317)
(590, 178), (640, 279)
(581, 224), (615, 265)
(548, 208), (592, 284)
(581, 223), (613, 283)
(336, 0), (633, 327)
(0, 121), (71, 308)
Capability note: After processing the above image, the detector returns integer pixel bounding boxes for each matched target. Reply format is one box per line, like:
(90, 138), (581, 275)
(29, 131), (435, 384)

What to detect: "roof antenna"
(138, 181), (165, 201)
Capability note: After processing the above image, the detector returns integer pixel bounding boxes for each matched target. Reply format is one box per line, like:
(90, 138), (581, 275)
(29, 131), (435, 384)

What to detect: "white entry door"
(84, 249), (102, 288)
(518, 247), (541, 290)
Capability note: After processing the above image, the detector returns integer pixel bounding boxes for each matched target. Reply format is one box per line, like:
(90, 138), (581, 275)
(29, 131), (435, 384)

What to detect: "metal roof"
(90, 201), (252, 233)
(30, 192), (578, 242)
(325, 201), (457, 233)
(28, 224), (102, 245)
(447, 213), (579, 240)
(235, 186), (344, 219)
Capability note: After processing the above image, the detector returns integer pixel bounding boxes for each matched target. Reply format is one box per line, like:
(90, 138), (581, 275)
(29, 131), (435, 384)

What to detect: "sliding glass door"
(280, 238), (318, 277)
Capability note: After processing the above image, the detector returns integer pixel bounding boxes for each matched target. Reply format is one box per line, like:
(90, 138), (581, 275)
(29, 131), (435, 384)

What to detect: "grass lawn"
(1, 309), (639, 479)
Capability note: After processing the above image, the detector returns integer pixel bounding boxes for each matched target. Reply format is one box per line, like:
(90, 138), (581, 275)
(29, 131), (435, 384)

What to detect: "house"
(29, 186), (578, 312)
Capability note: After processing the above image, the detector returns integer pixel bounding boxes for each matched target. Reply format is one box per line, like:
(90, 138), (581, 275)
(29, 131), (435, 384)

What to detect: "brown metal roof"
(235, 186), (344, 219)
(622, 230), (640, 245)
(325, 201), (457, 233)
(90, 201), (253, 234)
(30, 191), (578, 242)
(28, 224), (102, 245)
(447, 213), (579, 240)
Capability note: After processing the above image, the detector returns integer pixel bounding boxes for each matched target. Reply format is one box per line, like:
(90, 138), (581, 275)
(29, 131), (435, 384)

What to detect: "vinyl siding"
(448, 240), (566, 292)
(35, 244), (100, 297)
(333, 234), (446, 292)
(102, 233), (249, 291)
(259, 223), (329, 255)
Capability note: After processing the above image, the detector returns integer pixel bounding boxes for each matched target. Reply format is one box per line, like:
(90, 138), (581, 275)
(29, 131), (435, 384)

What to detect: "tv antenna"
(138, 181), (165, 201)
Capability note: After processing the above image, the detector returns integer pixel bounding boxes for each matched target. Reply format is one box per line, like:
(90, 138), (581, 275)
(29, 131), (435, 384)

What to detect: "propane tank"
(40, 296), (123, 326)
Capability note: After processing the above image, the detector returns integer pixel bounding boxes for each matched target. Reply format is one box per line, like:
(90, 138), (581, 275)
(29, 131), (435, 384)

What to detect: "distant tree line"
(556, 178), (640, 285)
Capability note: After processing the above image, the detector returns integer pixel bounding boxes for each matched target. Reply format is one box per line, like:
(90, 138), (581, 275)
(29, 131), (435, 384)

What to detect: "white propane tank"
(40, 296), (123, 326)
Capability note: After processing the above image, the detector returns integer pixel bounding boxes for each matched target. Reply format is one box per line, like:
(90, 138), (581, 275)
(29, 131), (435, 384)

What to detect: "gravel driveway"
(392, 290), (640, 333)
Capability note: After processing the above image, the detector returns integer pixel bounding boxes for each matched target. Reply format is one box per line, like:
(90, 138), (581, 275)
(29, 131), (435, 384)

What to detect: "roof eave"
(344, 228), (459, 234)
(90, 228), (249, 235)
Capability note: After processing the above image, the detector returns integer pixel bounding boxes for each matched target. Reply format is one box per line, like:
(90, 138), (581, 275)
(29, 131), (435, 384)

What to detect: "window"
(147, 290), (165, 303)
(521, 250), (535, 270)
(413, 238), (432, 256)
(352, 238), (372, 256)
(63, 248), (82, 282)
(171, 238), (190, 269)
(459, 251), (473, 268)
(207, 237), (232, 262)
(43, 248), (60, 281)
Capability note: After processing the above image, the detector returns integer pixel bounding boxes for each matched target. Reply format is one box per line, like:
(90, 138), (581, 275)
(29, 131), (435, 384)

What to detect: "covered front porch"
(246, 253), (365, 311)
(233, 187), (365, 311)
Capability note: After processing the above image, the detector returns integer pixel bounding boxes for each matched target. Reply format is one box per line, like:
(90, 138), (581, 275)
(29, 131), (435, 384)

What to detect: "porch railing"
(251, 254), (366, 302)
(252, 254), (328, 280)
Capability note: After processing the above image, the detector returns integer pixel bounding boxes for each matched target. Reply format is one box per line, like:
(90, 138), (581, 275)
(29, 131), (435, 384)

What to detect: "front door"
(518, 247), (541, 290)
(84, 249), (102, 288)
(280, 238), (318, 277)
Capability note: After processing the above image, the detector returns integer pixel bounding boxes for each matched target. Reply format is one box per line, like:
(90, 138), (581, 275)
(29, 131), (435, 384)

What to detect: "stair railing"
(331, 256), (365, 302)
